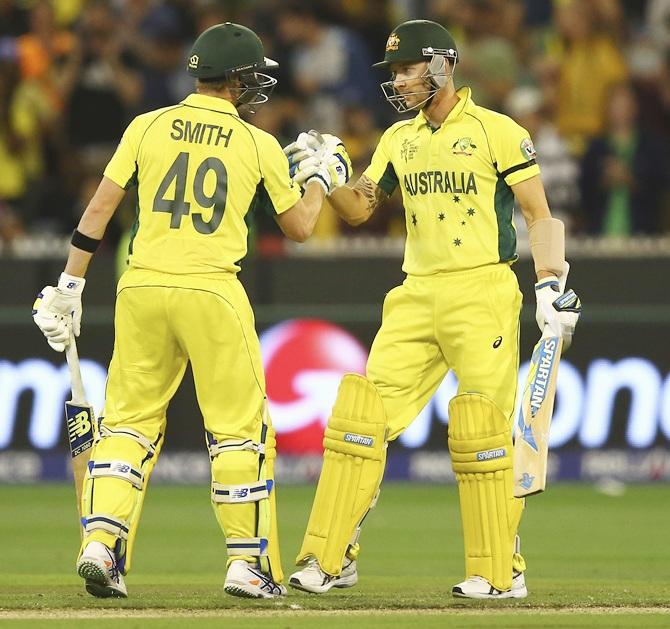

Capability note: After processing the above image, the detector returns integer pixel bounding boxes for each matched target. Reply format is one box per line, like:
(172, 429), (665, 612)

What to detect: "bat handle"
(65, 337), (87, 405)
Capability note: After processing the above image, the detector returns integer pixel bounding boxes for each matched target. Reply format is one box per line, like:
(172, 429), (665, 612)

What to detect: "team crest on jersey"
(400, 136), (419, 162)
(520, 137), (536, 161)
(452, 137), (477, 156)
(386, 33), (400, 52)
(188, 54), (199, 69)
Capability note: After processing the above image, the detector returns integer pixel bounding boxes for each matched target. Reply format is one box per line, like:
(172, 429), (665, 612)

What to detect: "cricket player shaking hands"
(32, 23), (342, 600)
(286, 20), (581, 599)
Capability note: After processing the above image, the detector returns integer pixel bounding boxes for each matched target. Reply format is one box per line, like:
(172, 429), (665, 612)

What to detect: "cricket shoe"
(289, 556), (358, 593)
(76, 541), (127, 598)
(224, 560), (287, 599)
(452, 570), (527, 599)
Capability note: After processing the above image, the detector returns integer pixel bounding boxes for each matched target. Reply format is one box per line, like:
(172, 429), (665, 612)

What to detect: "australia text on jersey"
(403, 170), (478, 196)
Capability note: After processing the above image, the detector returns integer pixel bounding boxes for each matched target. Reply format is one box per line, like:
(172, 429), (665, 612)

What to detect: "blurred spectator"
(579, 83), (668, 235)
(277, 2), (379, 133)
(0, 53), (44, 221)
(505, 86), (579, 228)
(547, 0), (628, 154)
(647, 0), (670, 52)
(60, 1), (142, 166)
(450, 0), (521, 110)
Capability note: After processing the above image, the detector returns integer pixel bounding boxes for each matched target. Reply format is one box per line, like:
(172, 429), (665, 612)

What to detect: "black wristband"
(71, 229), (101, 253)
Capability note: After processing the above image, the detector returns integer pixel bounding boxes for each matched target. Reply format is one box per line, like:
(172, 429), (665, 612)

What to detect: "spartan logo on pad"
(260, 320), (368, 454)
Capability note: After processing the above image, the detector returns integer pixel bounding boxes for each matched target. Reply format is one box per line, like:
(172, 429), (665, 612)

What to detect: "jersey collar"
(181, 93), (239, 115)
(416, 86), (472, 130)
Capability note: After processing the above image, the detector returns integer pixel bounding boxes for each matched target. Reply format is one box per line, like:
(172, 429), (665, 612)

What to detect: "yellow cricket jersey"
(364, 87), (540, 275)
(104, 93), (301, 275)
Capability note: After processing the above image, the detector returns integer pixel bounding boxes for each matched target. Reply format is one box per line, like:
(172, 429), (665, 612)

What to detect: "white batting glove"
(535, 276), (582, 351)
(32, 273), (85, 352)
(284, 130), (352, 194)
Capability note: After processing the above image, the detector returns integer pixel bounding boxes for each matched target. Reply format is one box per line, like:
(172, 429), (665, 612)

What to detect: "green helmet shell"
(187, 22), (278, 79)
(372, 20), (458, 69)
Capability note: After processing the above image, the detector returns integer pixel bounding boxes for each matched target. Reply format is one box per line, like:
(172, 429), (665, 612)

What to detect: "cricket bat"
(65, 337), (95, 532)
(513, 328), (563, 498)
(513, 273), (581, 498)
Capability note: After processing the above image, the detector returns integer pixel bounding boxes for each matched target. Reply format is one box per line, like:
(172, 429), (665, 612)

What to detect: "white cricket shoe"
(76, 541), (128, 598)
(224, 560), (287, 599)
(452, 570), (527, 599)
(289, 556), (358, 593)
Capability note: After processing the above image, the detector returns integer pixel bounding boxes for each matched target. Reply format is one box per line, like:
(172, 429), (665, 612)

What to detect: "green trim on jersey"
(378, 162), (399, 196)
(494, 173), (516, 262)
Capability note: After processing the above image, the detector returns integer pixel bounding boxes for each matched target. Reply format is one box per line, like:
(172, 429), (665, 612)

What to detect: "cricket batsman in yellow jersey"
(32, 23), (350, 600)
(286, 20), (581, 598)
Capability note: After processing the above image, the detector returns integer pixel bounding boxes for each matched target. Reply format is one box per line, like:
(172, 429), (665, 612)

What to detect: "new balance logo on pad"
(344, 433), (374, 447)
(477, 448), (506, 461)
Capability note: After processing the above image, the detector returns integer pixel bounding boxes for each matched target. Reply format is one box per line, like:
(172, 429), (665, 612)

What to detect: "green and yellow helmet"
(187, 22), (278, 112)
(373, 20), (458, 112)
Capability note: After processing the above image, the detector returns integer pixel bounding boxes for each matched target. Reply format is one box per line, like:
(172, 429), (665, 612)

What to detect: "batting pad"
(448, 393), (524, 591)
(79, 425), (162, 574)
(208, 408), (283, 584)
(297, 374), (387, 576)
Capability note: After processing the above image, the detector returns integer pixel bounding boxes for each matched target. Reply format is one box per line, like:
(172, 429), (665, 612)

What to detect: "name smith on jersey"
(403, 170), (478, 196)
(171, 119), (234, 147)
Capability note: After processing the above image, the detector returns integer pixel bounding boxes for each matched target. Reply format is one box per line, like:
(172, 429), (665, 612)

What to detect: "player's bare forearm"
(329, 175), (387, 226)
(275, 181), (326, 242)
(65, 176), (126, 277)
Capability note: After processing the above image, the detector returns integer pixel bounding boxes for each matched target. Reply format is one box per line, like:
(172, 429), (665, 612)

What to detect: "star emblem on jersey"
(453, 195), (460, 203)
(438, 212), (445, 221)
(411, 213), (417, 226)
(467, 208), (476, 216)
(188, 54), (199, 69)
(400, 137), (419, 163)
(461, 220), (466, 226)
(453, 238), (462, 247)
(452, 137), (477, 156)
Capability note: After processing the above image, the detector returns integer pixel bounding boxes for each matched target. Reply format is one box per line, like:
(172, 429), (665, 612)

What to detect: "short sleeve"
(103, 116), (144, 189)
(256, 132), (301, 215)
(362, 128), (399, 196)
(491, 116), (541, 186)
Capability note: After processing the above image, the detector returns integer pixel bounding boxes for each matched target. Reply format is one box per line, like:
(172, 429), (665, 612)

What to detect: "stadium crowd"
(1, 0), (669, 249)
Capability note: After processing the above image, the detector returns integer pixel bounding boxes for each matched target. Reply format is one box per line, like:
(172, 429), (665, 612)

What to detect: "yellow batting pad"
(79, 425), (162, 574)
(209, 409), (283, 584)
(448, 393), (524, 591)
(297, 374), (387, 576)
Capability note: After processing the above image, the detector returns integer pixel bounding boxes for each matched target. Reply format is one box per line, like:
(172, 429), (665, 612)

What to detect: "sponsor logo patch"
(477, 448), (506, 461)
(344, 433), (374, 447)
(520, 137), (536, 161)
(188, 54), (199, 69)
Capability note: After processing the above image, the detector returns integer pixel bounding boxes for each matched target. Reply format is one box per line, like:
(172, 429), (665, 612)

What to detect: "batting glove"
(32, 273), (85, 352)
(535, 277), (582, 351)
(284, 130), (352, 194)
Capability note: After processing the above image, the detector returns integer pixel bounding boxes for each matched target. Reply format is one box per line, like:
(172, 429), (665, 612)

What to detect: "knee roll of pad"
(448, 393), (523, 592)
(297, 374), (388, 576)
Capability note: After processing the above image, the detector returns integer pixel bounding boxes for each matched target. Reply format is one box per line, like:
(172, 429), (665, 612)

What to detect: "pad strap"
(98, 424), (156, 457)
(88, 460), (144, 489)
(207, 435), (265, 458)
(82, 514), (129, 540)
(227, 537), (268, 557)
(212, 480), (273, 504)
